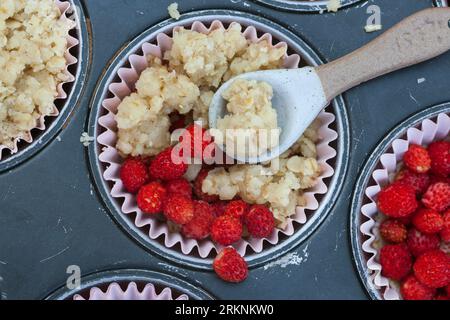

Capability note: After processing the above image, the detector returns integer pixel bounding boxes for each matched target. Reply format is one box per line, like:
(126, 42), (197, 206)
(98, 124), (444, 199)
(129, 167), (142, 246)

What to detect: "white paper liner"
(360, 112), (450, 300)
(0, 0), (79, 159)
(73, 282), (189, 300)
(97, 20), (338, 258)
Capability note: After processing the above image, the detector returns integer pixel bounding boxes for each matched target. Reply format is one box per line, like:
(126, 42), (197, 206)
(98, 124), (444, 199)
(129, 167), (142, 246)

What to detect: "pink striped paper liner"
(73, 282), (189, 300)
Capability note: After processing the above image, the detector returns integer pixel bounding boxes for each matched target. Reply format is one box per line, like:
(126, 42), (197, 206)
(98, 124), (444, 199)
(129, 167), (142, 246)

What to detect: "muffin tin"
(0, 0), (91, 173)
(0, 0), (449, 300)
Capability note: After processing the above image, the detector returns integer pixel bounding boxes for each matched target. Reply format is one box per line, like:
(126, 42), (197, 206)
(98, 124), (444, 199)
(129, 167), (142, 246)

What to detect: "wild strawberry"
(211, 201), (229, 217)
(428, 141), (450, 177)
(224, 200), (249, 220)
(179, 124), (214, 160)
(163, 195), (194, 225)
(244, 205), (275, 238)
(412, 208), (444, 234)
(211, 215), (243, 246)
(380, 219), (407, 243)
(441, 210), (450, 242)
(193, 168), (220, 203)
(120, 158), (150, 193)
(401, 275), (435, 300)
(395, 169), (430, 195)
(403, 144), (431, 173)
(149, 147), (188, 181)
(379, 244), (412, 280)
(213, 247), (248, 283)
(164, 178), (192, 199)
(422, 182), (450, 212)
(181, 201), (215, 240)
(137, 182), (167, 214)
(377, 184), (418, 218)
(407, 228), (440, 257)
(413, 250), (450, 288)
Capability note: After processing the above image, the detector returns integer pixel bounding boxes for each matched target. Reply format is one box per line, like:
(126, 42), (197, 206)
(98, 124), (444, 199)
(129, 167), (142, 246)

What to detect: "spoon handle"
(316, 7), (450, 102)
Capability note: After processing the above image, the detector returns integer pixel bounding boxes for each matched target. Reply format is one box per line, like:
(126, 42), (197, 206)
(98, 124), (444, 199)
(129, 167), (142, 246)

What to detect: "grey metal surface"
(0, 0), (449, 300)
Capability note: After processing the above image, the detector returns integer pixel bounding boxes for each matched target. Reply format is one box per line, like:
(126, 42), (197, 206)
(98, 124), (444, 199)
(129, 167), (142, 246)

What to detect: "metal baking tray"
(1, 0), (449, 300)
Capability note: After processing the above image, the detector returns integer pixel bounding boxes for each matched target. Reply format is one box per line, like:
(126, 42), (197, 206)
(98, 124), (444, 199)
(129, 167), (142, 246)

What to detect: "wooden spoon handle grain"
(316, 7), (450, 102)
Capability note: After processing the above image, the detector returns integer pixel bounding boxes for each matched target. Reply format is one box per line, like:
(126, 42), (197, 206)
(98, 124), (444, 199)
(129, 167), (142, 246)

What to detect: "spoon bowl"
(209, 67), (327, 163)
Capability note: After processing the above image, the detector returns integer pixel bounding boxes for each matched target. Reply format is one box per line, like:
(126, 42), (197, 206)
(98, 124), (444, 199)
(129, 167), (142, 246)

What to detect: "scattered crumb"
(168, 2), (181, 20)
(364, 24), (382, 33)
(327, 0), (341, 12)
(80, 132), (95, 147)
(417, 78), (426, 84)
(56, 136), (62, 142)
(263, 245), (309, 270)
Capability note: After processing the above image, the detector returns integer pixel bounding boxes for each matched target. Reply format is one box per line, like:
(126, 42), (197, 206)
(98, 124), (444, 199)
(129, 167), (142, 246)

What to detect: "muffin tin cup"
(252, 0), (364, 12)
(435, 0), (448, 7)
(88, 9), (350, 270)
(350, 103), (450, 300)
(0, 0), (90, 173)
(46, 269), (214, 300)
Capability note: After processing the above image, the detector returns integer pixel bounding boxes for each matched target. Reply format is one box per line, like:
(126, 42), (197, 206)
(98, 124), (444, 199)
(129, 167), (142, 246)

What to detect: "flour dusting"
(264, 245), (309, 270)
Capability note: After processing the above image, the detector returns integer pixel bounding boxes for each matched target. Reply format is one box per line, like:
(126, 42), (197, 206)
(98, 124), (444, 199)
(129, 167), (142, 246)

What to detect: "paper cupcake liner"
(73, 282), (189, 300)
(360, 112), (450, 300)
(97, 20), (338, 258)
(0, 0), (79, 159)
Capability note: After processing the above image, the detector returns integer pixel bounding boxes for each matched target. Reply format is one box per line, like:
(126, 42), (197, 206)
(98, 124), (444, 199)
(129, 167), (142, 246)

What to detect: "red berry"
(164, 178), (192, 198)
(401, 275), (435, 300)
(211, 215), (243, 246)
(137, 182), (167, 214)
(181, 201), (215, 239)
(379, 244), (412, 281)
(403, 144), (431, 174)
(412, 208), (444, 234)
(211, 201), (229, 217)
(380, 219), (407, 243)
(413, 250), (450, 288)
(120, 158), (150, 193)
(149, 147), (188, 181)
(213, 247), (248, 283)
(441, 210), (450, 242)
(377, 184), (418, 218)
(407, 228), (440, 257)
(224, 200), (249, 220)
(244, 205), (275, 238)
(193, 168), (220, 203)
(179, 124), (214, 160)
(428, 141), (450, 177)
(395, 169), (431, 195)
(163, 195), (194, 225)
(422, 182), (450, 212)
